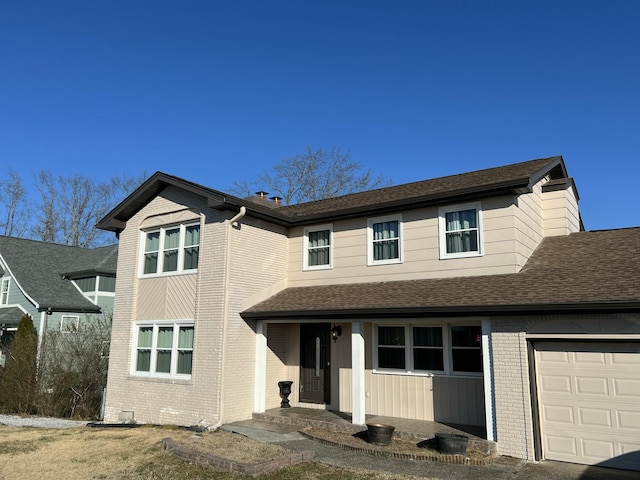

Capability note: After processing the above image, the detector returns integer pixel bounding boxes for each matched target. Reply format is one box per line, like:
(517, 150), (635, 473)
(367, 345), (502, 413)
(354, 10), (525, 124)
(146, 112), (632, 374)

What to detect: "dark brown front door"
(299, 323), (330, 404)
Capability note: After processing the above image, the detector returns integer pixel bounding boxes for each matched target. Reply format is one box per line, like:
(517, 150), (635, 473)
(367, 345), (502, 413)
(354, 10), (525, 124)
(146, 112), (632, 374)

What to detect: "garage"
(534, 341), (640, 471)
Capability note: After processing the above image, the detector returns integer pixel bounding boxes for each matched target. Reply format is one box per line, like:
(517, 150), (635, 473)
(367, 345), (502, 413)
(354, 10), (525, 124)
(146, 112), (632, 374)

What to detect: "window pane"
(446, 231), (478, 254)
(378, 347), (405, 369)
(164, 228), (180, 249)
(309, 247), (329, 266)
(373, 221), (398, 240)
(451, 326), (481, 347)
(183, 246), (199, 270)
(452, 349), (483, 372)
(413, 327), (442, 347)
(163, 250), (178, 272)
(156, 350), (171, 373)
(136, 350), (151, 371)
(177, 351), (193, 374)
(145, 231), (160, 252)
(378, 326), (405, 346)
(178, 327), (194, 348)
(445, 210), (477, 231)
(137, 327), (153, 348)
(184, 225), (200, 247)
(144, 253), (158, 274)
(309, 230), (329, 248)
(157, 327), (173, 348)
(414, 348), (444, 371)
(373, 239), (399, 260)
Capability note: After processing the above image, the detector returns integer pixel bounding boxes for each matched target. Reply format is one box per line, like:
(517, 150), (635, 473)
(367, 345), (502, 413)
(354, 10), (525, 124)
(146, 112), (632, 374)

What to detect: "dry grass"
(0, 425), (423, 480)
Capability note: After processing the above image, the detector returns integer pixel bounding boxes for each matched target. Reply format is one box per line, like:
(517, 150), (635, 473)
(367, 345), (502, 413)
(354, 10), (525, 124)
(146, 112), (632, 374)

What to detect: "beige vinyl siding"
(288, 195), (526, 287)
(513, 177), (547, 270)
(543, 184), (580, 236)
(137, 275), (197, 320)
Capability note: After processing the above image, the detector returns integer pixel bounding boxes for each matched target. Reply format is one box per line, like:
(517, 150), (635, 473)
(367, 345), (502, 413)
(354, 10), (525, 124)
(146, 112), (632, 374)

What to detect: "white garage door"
(535, 341), (640, 471)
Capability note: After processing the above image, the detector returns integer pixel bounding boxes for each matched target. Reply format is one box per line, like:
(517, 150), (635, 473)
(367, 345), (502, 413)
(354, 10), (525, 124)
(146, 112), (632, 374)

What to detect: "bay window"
(142, 223), (200, 276)
(134, 322), (194, 378)
(375, 324), (482, 375)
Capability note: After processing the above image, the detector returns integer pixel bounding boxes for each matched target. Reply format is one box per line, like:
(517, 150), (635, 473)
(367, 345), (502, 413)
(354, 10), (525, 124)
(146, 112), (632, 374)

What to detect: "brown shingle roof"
(276, 156), (565, 220)
(242, 228), (640, 319)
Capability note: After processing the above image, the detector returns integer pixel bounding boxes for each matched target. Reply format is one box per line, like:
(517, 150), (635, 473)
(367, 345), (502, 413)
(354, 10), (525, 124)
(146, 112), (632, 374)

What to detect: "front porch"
(250, 407), (495, 453)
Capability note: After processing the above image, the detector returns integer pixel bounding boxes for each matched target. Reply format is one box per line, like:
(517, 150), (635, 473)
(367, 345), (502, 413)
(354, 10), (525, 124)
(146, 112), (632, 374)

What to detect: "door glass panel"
(315, 337), (320, 377)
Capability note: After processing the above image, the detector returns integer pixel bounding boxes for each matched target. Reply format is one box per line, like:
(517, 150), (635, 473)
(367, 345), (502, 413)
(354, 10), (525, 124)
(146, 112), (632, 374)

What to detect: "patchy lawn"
(0, 425), (421, 479)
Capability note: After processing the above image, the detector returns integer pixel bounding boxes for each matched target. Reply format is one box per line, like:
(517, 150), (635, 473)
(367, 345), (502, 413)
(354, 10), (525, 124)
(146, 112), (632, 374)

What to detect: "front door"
(299, 323), (330, 404)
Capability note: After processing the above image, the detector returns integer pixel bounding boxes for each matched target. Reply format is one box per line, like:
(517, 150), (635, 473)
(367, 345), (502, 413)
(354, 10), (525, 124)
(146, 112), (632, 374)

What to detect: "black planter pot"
(435, 432), (469, 455)
(366, 423), (395, 446)
(278, 380), (293, 408)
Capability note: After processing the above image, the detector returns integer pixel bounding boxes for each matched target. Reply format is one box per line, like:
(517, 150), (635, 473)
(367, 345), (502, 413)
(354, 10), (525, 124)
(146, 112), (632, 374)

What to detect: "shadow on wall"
(580, 451), (640, 479)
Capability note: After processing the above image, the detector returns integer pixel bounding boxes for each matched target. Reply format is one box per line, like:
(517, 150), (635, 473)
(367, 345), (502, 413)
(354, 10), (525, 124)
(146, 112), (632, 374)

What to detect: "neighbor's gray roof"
(242, 227), (640, 319)
(0, 307), (26, 326)
(99, 156), (569, 232)
(0, 236), (117, 312)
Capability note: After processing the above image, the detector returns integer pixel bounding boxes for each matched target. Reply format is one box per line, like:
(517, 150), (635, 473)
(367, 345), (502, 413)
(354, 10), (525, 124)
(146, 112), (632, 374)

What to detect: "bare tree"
(0, 169), (29, 237)
(232, 146), (391, 205)
(27, 170), (145, 247)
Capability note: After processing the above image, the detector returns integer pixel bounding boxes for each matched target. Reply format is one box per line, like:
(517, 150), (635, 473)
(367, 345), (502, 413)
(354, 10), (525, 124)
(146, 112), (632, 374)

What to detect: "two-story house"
(97, 156), (640, 471)
(0, 236), (117, 366)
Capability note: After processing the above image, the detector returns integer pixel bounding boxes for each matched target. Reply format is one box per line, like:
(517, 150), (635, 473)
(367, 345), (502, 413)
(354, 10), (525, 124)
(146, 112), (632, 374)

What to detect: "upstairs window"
(1, 278), (9, 305)
(439, 203), (482, 259)
(142, 223), (200, 276)
(368, 214), (402, 265)
(304, 224), (332, 270)
(134, 322), (194, 378)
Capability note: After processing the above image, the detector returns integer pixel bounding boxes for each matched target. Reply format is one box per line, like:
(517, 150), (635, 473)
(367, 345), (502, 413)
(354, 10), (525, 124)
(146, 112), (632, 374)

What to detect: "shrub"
(0, 315), (38, 413)
(36, 314), (111, 419)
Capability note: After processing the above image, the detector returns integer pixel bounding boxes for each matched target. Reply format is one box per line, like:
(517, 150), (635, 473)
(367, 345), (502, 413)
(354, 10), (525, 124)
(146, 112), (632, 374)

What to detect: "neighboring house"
(0, 236), (117, 366)
(97, 156), (640, 471)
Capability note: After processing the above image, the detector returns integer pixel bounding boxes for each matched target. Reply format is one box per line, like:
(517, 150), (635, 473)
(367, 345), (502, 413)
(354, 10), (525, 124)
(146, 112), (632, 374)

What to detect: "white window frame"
(303, 224), (333, 271)
(131, 321), (195, 379)
(0, 278), (9, 305)
(367, 214), (403, 266)
(139, 222), (200, 277)
(438, 202), (483, 259)
(60, 315), (80, 333)
(373, 322), (482, 377)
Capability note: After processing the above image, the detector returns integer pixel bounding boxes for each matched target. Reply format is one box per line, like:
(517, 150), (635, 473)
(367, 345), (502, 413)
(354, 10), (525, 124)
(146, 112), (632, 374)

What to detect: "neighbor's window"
(375, 324), (482, 375)
(142, 223), (200, 275)
(0, 278), (9, 305)
(438, 203), (482, 258)
(368, 214), (402, 265)
(304, 224), (332, 270)
(134, 322), (194, 378)
(60, 315), (80, 333)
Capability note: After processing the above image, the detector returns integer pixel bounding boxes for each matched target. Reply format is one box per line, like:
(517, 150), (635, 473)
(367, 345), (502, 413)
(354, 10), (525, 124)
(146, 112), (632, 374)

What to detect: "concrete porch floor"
(251, 407), (493, 452)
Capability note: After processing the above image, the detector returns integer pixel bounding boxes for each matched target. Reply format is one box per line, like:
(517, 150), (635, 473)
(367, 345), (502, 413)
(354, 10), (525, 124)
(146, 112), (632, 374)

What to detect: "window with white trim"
(304, 224), (332, 270)
(133, 322), (194, 378)
(0, 278), (9, 305)
(141, 223), (200, 276)
(374, 324), (482, 375)
(438, 203), (482, 258)
(60, 315), (80, 333)
(367, 214), (402, 265)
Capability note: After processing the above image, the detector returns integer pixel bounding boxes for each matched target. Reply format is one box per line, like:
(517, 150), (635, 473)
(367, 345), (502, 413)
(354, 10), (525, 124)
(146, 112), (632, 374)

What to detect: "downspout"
(213, 206), (246, 429)
(37, 309), (50, 368)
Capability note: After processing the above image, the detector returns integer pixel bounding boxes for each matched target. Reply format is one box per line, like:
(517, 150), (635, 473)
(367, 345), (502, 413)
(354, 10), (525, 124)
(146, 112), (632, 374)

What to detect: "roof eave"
(241, 301), (640, 321)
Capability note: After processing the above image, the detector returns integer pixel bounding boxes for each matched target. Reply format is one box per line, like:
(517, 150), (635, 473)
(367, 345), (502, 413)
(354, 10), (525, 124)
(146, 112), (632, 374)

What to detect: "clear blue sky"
(1, 1), (638, 230)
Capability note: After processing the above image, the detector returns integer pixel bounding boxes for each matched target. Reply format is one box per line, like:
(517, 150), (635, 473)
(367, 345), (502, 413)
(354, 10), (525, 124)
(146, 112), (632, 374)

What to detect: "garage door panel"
(535, 341), (640, 471)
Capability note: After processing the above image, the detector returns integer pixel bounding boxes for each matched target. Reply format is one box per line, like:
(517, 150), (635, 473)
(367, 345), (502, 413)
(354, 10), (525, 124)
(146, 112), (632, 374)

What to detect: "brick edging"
(161, 438), (315, 476)
(299, 429), (495, 466)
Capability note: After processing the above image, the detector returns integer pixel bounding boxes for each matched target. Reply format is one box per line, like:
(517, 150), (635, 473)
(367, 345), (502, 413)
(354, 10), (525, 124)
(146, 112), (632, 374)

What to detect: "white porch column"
(254, 321), (267, 413)
(481, 318), (495, 441)
(351, 321), (366, 425)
